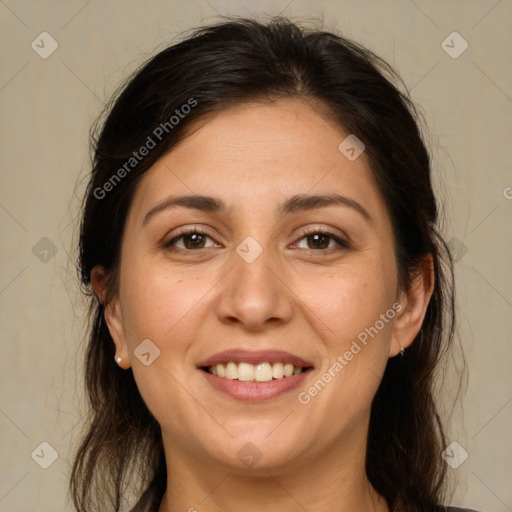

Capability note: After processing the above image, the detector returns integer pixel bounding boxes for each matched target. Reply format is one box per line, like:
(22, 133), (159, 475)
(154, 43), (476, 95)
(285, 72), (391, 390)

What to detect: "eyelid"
(164, 226), (219, 249)
(163, 225), (350, 252)
(291, 226), (350, 250)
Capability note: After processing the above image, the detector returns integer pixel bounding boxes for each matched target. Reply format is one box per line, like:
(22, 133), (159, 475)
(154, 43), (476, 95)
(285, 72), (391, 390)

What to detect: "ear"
(91, 265), (131, 369)
(389, 254), (435, 357)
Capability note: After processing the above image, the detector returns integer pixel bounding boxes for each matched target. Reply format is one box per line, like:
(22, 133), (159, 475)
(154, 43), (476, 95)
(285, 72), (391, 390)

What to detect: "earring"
(400, 344), (405, 357)
(116, 356), (122, 364)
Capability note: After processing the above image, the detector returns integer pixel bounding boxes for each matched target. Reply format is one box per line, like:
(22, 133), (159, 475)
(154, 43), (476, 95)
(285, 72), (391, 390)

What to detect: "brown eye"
(306, 233), (331, 249)
(181, 233), (207, 249)
(294, 230), (349, 251)
(165, 230), (217, 251)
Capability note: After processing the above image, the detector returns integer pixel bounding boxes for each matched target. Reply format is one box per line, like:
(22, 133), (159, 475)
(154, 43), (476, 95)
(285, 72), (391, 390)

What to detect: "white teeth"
(225, 362), (238, 379)
(206, 361), (305, 381)
(272, 362), (284, 379)
(255, 362), (273, 382)
(238, 362), (255, 381)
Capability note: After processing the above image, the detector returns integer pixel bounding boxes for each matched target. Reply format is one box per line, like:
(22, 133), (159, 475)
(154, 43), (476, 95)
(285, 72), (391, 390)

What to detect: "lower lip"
(200, 368), (312, 402)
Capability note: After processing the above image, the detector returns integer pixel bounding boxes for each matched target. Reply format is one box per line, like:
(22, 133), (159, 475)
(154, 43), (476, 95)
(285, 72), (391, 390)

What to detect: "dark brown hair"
(71, 17), (456, 512)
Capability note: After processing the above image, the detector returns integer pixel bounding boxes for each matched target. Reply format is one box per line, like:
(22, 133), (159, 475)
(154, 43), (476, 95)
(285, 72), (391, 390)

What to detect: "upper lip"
(197, 349), (314, 368)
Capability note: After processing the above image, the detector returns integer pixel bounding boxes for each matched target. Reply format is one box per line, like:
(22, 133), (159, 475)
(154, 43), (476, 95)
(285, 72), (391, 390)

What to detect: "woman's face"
(103, 98), (418, 474)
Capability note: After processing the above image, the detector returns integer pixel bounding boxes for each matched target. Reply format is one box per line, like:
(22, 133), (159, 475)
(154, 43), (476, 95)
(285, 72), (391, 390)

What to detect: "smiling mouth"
(201, 362), (310, 382)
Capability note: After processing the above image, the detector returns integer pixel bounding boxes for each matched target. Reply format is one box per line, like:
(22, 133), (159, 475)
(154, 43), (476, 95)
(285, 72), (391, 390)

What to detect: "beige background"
(1, 1), (511, 511)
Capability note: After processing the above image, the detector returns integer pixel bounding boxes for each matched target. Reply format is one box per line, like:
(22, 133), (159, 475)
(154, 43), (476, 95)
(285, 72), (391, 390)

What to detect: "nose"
(215, 244), (294, 332)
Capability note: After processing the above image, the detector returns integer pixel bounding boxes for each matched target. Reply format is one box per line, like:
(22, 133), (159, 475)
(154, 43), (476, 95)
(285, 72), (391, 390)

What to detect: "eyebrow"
(280, 193), (372, 223)
(143, 193), (373, 225)
(143, 195), (225, 225)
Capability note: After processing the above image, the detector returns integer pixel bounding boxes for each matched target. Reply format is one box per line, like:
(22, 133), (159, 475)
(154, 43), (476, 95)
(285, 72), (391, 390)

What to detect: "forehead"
(128, 99), (387, 223)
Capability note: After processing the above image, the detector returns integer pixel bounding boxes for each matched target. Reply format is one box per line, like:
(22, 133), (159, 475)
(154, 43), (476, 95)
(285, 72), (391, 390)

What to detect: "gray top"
(129, 503), (483, 511)
(447, 508), (483, 512)
(446, 508), (483, 512)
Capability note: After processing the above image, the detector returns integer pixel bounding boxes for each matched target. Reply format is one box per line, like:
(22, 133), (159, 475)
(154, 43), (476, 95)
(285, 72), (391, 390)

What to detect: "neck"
(157, 426), (389, 512)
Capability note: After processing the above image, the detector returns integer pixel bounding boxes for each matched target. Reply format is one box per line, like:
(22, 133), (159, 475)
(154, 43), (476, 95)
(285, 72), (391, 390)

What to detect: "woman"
(71, 17), (480, 512)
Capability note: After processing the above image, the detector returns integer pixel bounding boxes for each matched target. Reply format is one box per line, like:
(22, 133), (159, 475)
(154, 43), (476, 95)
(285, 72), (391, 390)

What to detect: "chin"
(207, 427), (309, 472)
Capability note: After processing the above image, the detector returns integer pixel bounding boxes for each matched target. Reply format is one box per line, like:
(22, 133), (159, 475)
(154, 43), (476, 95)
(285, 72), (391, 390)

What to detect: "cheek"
(118, 262), (218, 433)
(295, 273), (396, 428)
(119, 258), (216, 346)
(298, 254), (397, 411)
(297, 260), (397, 353)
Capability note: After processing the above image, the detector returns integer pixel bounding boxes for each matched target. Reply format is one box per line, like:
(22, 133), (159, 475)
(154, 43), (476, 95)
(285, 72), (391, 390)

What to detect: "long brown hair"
(71, 17), (456, 512)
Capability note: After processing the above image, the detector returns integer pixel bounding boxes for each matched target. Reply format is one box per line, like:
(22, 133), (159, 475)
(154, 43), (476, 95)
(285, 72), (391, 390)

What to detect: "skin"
(92, 98), (434, 512)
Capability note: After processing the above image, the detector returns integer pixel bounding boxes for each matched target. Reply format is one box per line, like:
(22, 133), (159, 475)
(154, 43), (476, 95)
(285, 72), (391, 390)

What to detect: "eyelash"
(164, 227), (350, 253)
(164, 228), (216, 251)
(298, 227), (350, 251)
